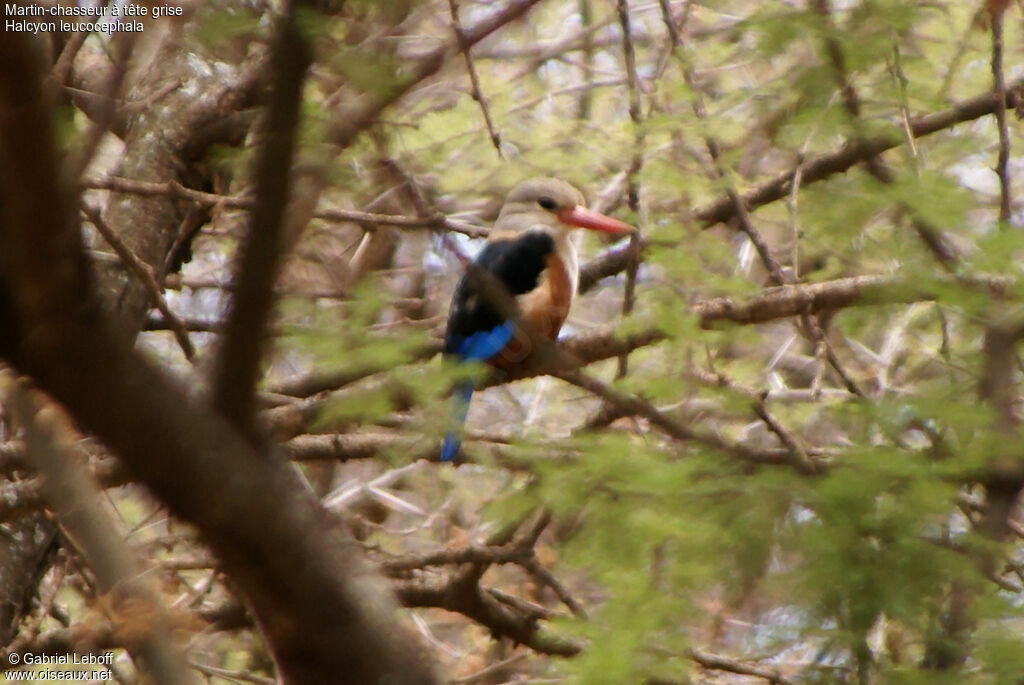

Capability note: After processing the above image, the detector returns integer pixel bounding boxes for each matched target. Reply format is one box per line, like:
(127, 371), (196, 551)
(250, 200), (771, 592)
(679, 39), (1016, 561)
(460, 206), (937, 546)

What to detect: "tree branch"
(576, 75), (1024, 294)
(989, 2), (1012, 224)
(0, 32), (439, 685)
(210, 0), (311, 436)
(81, 204), (196, 362)
(82, 176), (488, 237)
(7, 382), (194, 684)
(694, 76), (1024, 230)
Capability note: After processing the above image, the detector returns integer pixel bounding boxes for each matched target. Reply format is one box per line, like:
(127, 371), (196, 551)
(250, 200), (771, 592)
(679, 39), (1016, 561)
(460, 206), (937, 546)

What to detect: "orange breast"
(489, 253), (573, 370)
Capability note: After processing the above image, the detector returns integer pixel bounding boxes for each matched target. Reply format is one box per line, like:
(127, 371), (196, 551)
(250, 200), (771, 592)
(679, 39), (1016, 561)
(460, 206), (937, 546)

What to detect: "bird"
(441, 177), (635, 461)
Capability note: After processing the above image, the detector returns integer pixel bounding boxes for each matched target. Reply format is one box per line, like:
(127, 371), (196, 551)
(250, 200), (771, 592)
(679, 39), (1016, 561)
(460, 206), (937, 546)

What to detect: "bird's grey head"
(493, 177), (587, 238)
(493, 177), (634, 239)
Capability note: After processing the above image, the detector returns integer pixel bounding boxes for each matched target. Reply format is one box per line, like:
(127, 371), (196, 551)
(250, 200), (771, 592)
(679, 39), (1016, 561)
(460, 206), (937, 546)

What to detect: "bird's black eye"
(537, 196), (557, 211)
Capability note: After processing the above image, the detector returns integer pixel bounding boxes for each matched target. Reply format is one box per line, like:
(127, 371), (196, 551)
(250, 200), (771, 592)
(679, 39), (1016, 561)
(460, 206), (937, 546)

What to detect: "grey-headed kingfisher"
(441, 177), (635, 461)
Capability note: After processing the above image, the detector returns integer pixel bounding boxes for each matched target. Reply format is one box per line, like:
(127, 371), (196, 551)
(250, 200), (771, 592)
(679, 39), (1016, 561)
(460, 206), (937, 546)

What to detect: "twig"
(82, 176), (487, 237)
(812, 0), (860, 118)
(161, 204), (208, 278)
(475, 16), (629, 61)
(49, 28), (92, 88)
(142, 315), (221, 333)
(690, 648), (792, 684)
(486, 586), (556, 620)
(662, 0), (787, 284)
(579, 67), (1024, 285)
(552, 366), (790, 465)
(505, 77), (636, 115)
(801, 315), (864, 397)
(888, 44), (919, 174)
(519, 555), (587, 618)
(9, 553), (65, 648)
(122, 80), (183, 117)
(448, 0), (504, 158)
(281, 432), (410, 462)
(937, 8), (981, 99)
(577, 0), (595, 120)
(694, 274), (914, 326)
(687, 367), (855, 405)
(62, 33), (136, 186)
(692, 76), (1024, 229)
(323, 461), (425, 510)
(663, 5), (871, 399)
(752, 393), (816, 475)
(0, 457), (125, 524)
(615, 0), (644, 379)
(989, 1), (1012, 225)
(394, 575), (583, 657)
(267, 341), (442, 397)
(327, 0), (544, 151)
(812, 0), (957, 268)
(578, 237), (644, 294)
(81, 204), (196, 362)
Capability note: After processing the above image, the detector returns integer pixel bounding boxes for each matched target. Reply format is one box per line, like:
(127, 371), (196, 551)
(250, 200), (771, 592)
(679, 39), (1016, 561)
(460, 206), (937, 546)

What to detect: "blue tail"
(441, 381), (475, 461)
(440, 322), (515, 462)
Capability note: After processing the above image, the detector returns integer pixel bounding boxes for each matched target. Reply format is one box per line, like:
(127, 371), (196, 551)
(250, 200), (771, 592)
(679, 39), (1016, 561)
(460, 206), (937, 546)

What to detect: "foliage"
(5, 0), (1024, 683)
(282, 1), (1024, 681)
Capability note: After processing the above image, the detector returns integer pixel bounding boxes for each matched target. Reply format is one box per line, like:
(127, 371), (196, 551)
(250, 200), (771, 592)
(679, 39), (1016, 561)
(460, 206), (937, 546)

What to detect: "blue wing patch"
(454, 321), (515, 361)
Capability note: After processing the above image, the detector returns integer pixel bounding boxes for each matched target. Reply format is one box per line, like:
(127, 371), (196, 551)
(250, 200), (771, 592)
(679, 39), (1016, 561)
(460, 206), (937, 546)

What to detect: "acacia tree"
(2, 0), (1024, 683)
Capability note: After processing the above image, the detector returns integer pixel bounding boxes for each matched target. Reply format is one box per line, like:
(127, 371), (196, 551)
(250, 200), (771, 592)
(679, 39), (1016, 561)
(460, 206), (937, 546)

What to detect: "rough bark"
(0, 38), (260, 653)
(93, 43), (261, 326)
(0, 516), (54, 646)
(1, 34), (438, 684)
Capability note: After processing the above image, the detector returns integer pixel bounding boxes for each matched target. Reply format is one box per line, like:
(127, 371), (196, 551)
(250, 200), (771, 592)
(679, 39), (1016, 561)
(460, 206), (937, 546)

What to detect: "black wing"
(444, 231), (555, 357)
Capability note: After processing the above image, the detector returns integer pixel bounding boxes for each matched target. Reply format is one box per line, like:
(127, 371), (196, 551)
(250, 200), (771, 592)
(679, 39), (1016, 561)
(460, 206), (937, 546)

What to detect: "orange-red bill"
(557, 205), (635, 235)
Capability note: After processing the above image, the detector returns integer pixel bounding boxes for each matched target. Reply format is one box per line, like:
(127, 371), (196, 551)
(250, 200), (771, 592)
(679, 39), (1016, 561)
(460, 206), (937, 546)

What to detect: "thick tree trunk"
(0, 34), (438, 684)
(0, 37), (256, 652)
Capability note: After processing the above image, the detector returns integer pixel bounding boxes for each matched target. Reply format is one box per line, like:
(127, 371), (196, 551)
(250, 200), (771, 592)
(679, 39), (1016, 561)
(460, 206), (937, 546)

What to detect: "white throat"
(555, 231), (580, 298)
